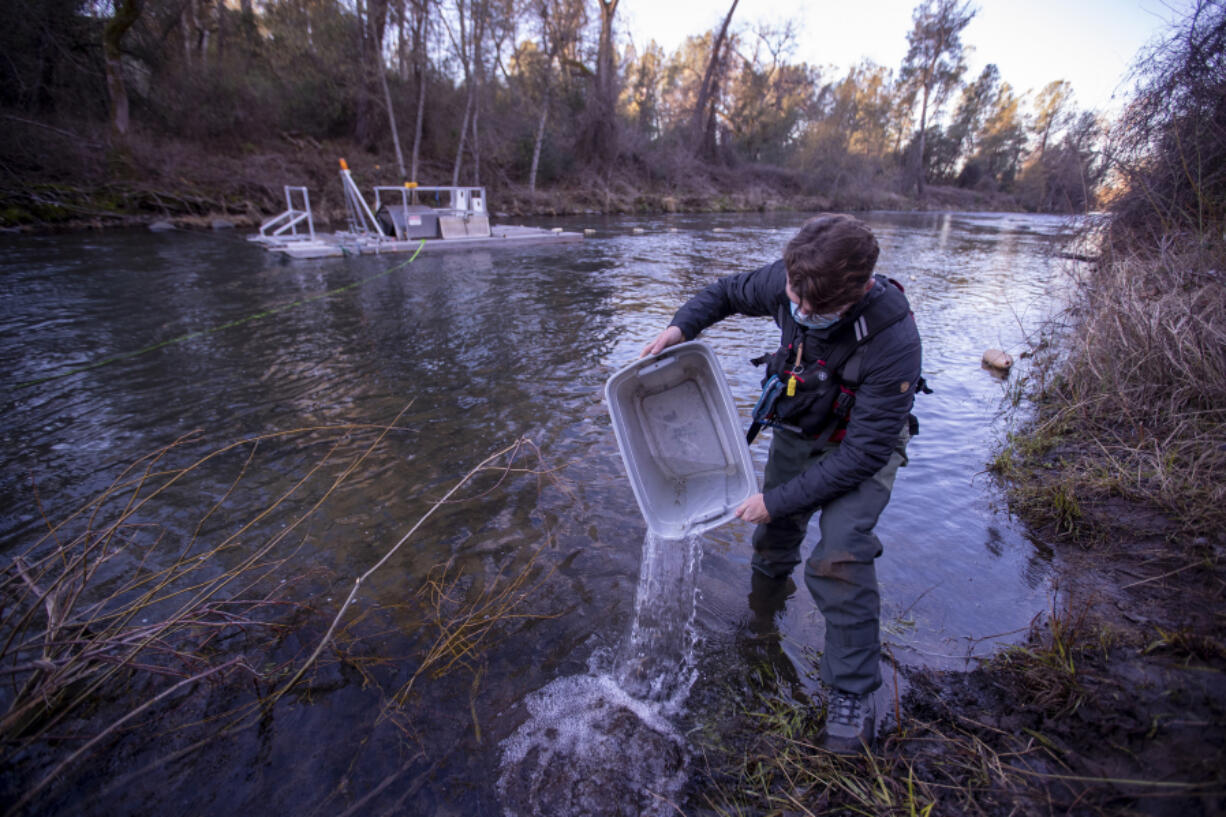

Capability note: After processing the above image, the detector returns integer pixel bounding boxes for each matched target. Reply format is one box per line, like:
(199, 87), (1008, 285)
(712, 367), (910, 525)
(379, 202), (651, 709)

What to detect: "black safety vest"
(761, 275), (913, 437)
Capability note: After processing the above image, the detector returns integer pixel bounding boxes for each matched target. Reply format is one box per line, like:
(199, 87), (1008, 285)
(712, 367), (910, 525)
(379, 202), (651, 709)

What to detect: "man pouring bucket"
(641, 214), (924, 753)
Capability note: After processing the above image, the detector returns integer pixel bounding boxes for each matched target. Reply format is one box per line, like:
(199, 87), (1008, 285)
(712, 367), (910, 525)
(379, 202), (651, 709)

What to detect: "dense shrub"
(1106, 0), (1226, 244)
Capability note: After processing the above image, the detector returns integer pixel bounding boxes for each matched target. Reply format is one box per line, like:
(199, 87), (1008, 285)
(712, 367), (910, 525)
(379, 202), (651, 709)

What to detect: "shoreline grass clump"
(991, 239), (1226, 538)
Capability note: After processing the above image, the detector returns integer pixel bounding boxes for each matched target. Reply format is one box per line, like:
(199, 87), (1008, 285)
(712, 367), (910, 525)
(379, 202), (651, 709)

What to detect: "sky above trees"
(622, 0), (1196, 114)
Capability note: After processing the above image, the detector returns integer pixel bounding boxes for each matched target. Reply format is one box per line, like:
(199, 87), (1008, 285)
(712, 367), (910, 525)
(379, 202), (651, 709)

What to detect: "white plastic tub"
(605, 341), (757, 539)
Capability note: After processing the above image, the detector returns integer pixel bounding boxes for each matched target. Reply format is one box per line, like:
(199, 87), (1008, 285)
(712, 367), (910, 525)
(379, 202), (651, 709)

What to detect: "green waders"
(750, 426), (908, 695)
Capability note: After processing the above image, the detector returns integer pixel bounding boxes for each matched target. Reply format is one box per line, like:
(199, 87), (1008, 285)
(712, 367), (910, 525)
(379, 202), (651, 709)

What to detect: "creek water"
(0, 211), (1076, 815)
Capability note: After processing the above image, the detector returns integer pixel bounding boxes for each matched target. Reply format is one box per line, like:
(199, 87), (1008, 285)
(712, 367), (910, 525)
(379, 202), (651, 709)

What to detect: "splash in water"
(615, 530), (704, 704)
(497, 531), (704, 817)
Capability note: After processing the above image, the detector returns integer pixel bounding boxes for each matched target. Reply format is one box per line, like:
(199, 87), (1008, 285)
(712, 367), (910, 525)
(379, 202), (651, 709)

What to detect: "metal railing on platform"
(256, 186), (316, 242)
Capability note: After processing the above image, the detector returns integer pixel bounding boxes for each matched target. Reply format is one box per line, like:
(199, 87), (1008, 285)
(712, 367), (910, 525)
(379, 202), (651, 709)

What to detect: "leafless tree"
(1107, 0), (1226, 242)
(689, 0), (739, 157)
(578, 0), (619, 168)
(355, 0), (391, 151)
(443, 0), (488, 186)
(526, 0), (585, 191)
(1032, 79), (1073, 162)
(689, 0), (739, 159)
(409, 0), (431, 182)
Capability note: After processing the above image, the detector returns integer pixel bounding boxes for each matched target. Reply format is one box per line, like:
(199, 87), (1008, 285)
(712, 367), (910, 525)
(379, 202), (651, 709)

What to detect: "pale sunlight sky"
(621, 0), (1196, 115)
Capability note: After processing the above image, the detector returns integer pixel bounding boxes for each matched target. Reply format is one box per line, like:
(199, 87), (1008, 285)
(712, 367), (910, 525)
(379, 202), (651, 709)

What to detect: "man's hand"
(735, 493), (771, 525)
(640, 325), (684, 358)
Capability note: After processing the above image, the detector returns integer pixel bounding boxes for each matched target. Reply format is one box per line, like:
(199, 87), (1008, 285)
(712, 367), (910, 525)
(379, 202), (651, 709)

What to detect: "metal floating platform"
(249, 162), (583, 259)
(250, 224), (583, 259)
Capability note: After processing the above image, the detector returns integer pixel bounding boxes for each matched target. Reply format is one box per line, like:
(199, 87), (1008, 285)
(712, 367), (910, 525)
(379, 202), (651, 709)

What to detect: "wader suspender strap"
(807, 303), (913, 448)
(746, 293), (912, 446)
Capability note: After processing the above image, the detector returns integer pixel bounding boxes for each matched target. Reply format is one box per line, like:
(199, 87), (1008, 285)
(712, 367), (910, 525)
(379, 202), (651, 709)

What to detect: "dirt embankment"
(898, 469), (1226, 814)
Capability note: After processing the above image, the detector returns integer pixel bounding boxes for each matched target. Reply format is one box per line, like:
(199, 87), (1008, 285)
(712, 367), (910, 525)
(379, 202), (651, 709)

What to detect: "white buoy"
(632, 227), (645, 234)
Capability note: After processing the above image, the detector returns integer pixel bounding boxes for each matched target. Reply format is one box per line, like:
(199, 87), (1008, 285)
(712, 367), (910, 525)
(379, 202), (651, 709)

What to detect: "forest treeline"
(3, 0), (1109, 225)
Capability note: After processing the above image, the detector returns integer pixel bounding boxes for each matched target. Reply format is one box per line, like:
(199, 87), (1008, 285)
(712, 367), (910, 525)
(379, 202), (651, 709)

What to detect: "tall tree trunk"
(469, 0), (485, 185)
(356, 0), (390, 151)
(690, 0), (738, 157)
(380, 50), (407, 178)
(913, 24), (949, 199)
(470, 95), (481, 185)
(397, 0), (408, 79)
(410, 0), (428, 182)
(238, 0), (256, 48)
(181, 1), (194, 68)
(588, 0), (617, 165)
(215, 0), (225, 63)
(104, 0), (143, 144)
(449, 0), (472, 186)
(452, 87), (472, 186)
(529, 80), (551, 193)
(582, 0), (618, 168)
(916, 84), (930, 198)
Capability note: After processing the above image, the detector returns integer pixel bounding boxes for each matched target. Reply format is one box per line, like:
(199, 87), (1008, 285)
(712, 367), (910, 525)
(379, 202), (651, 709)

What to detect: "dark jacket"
(670, 259), (923, 519)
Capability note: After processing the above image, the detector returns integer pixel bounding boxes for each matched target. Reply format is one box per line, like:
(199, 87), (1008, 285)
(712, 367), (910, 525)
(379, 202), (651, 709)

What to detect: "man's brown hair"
(784, 214), (879, 312)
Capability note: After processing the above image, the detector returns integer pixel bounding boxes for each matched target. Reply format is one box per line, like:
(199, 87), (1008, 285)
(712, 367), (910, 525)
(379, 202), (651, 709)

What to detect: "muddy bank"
(901, 508), (1226, 814)
(686, 501), (1225, 815)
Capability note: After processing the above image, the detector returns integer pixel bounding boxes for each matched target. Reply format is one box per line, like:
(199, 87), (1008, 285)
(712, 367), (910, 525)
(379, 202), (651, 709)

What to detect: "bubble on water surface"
(498, 532), (704, 817)
(496, 673), (688, 817)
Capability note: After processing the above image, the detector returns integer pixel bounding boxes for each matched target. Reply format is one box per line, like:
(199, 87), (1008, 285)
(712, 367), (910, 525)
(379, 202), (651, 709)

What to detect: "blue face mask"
(790, 300), (842, 329)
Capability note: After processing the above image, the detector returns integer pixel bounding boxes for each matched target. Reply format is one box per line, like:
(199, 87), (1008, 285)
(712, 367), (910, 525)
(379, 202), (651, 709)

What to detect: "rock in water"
(982, 348), (1013, 372)
(148, 220), (175, 232)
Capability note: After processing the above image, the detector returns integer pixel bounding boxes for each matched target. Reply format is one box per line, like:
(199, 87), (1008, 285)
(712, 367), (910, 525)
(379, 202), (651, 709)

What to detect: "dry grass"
(991, 236), (1226, 537)
(991, 0), (1226, 539)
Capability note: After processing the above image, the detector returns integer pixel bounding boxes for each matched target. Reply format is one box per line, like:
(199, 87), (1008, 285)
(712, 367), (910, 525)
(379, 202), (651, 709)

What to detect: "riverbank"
(0, 121), (1027, 234)
(691, 504), (1225, 814)
(690, 231), (1226, 814)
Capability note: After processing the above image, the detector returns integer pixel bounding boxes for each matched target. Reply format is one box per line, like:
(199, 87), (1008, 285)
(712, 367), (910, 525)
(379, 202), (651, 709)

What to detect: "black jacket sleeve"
(669, 259), (787, 340)
(763, 312), (923, 519)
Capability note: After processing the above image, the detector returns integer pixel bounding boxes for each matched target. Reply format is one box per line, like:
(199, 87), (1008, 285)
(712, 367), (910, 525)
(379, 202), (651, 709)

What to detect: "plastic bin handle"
(636, 356), (678, 376)
(686, 505), (727, 528)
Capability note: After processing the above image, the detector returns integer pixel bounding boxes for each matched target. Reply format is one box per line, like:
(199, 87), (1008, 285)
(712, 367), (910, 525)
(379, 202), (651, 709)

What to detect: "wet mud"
(901, 509), (1226, 815)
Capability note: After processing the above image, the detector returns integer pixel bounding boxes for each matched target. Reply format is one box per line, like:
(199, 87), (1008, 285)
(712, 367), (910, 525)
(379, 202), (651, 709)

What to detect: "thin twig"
(271, 438), (531, 702)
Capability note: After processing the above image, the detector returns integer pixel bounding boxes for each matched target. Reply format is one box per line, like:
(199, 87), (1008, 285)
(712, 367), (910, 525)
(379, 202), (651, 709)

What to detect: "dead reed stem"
(270, 436), (539, 703)
(4, 412), (566, 815)
(1, 410), (424, 812)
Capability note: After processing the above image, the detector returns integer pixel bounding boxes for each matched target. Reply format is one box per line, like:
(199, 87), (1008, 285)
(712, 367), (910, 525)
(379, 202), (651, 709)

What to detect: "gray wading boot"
(819, 688), (876, 754)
